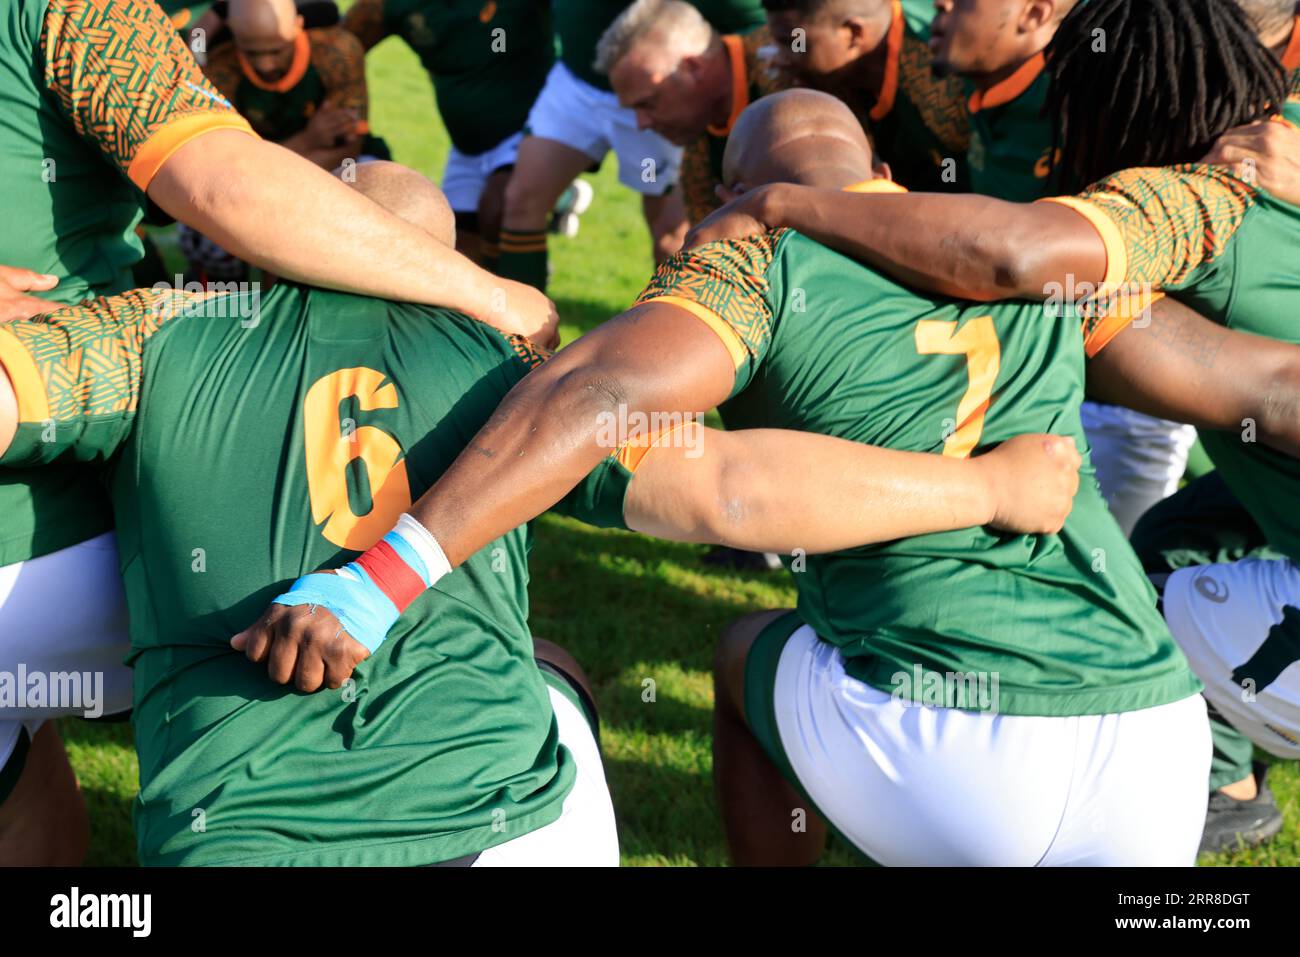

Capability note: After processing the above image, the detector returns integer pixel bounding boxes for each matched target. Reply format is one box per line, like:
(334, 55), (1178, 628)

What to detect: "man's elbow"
(1260, 361), (1300, 457)
(953, 229), (1039, 301)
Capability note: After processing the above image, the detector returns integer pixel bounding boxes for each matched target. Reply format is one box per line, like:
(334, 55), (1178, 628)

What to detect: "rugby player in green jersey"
(343, 0), (557, 268)
(0, 162), (1081, 865)
(495, 0), (765, 290)
(242, 90), (1221, 865)
(691, 0), (1300, 853)
(180, 0), (394, 282)
(597, 0), (787, 225)
(0, 0), (557, 866)
(761, 0), (971, 191)
(206, 0), (388, 171)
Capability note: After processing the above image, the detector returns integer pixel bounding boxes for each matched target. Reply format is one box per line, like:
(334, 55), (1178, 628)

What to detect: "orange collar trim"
(238, 30), (311, 93)
(1283, 15), (1300, 70)
(868, 0), (904, 123)
(708, 34), (749, 137)
(843, 179), (908, 194)
(968, 51), (1046, 113)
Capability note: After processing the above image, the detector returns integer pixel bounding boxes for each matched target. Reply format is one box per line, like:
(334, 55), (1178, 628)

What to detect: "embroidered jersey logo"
(479, 1), (498, 23)
(1193, 573), (1230, 604)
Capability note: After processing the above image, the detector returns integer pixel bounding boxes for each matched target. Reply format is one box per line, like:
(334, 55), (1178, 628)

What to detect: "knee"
(502, 171), (554, 226)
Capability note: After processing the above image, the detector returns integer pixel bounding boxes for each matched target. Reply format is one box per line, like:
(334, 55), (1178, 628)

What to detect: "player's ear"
(677, 53), (704, 84)
(1020, 0), (1055, 33)
(873, 160), (893, 183)
(842, 16), (873, 54)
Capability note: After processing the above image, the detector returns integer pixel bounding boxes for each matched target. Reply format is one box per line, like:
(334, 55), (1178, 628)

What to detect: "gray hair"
(594, 0), (715, 75)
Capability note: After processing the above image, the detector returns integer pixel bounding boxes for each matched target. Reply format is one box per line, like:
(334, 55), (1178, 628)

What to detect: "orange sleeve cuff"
(614, 421), (695, 473)
(1083, 291), (1165, 359)
(1038, 196), (1129, 296)
(127, 113), (258, 191)
(0, 328), (51, 424)
(639, 295), (748, 370)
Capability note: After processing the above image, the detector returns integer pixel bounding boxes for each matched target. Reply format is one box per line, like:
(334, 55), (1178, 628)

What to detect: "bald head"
(228, 0), (299, 42)
(228, 0), (303, 83)
(723, 89), (877, 191)
(339, 161), (456, 248)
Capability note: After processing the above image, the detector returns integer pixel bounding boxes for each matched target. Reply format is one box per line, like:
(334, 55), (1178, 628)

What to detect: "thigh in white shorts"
(472, 684), (619, 866)
(525, 61), (682, 195)
(1164, 558), (1300, 758)
(750, 622), (1210, 866)
(1081, 401), (1198, 536)
(441, 131), (525, 214)
(0, 532), (131, 772)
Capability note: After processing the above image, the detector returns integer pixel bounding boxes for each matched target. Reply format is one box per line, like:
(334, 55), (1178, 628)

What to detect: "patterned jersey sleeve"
(634, 230), (784, 396)
(679, 136), (721, 225)
(1040, 164), (1258, 293)
(41, 0), (256, 192)
(310, 26), (369, 120)
(0, 288), (207, 467)
(897, 30), (970, 153)
(342, 0), (389, 51)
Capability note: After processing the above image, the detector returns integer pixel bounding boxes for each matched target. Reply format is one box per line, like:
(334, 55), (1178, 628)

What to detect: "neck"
(703, 38), (735, 130)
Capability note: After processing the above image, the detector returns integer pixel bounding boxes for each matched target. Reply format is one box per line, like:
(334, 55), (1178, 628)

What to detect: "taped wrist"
(272, 514), (451, 652)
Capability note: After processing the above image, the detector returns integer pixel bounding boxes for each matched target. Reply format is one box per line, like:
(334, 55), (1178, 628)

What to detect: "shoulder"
(309, 25), (365, 72)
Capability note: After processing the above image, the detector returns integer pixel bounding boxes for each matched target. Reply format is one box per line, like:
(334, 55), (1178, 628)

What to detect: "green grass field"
(61, 29), (1300, 867)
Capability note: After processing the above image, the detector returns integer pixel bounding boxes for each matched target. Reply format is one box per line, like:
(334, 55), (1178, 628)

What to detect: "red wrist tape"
(355, 540), (427, 613)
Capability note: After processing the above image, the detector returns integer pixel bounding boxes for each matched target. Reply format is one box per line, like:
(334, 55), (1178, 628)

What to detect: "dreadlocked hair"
(1045, 0), (1287, 189)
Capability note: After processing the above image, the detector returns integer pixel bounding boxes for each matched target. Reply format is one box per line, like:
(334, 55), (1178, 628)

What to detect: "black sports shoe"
(1199, 764), (1284, 855)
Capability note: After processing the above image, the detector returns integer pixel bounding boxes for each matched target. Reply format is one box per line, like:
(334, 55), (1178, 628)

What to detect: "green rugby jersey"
(964, 53), (1057, 201)
(634, 183), (1200, 717)
(0, 0), (252, 566)
(0, 284), (633, 866)
(860, 0), (970, 192)
(204, 24), (389, 157)
(554, 0), (765, 92)
(1045, 122), (1300, 562)
(345, 0), (553, 156)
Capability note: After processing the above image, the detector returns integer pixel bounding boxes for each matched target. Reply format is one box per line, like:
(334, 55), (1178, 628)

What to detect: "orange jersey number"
(303, 367), (412, 549)
(915, 316), (1001, 459)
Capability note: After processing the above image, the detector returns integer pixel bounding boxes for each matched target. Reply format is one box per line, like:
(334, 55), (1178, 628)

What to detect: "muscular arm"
(625, 426), (1080, 552)
(148, 132), (554, 338)
(410, 302), (739, 566)
(702, 183), (1108, 301)
(1088, 296), (1300, 458)
(46, 0), (556, 341)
